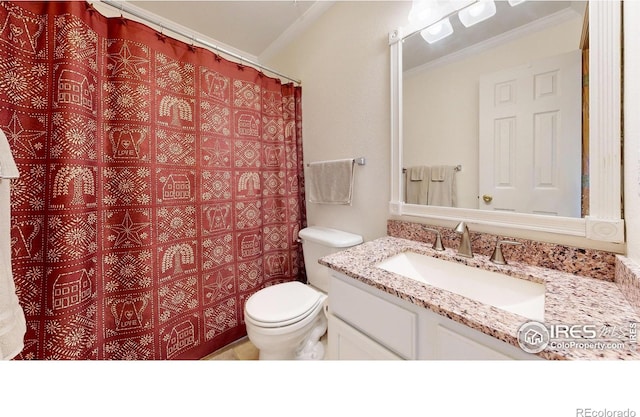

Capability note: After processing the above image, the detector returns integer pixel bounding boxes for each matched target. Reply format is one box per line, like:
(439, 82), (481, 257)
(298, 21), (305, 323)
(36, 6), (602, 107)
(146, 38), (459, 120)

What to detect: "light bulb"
(420, 17), (453, 44)
(458, 0), (496, 27)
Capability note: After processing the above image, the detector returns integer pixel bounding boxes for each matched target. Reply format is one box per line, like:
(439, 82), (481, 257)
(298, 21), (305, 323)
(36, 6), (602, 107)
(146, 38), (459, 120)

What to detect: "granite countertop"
(319, 236), (640, 360)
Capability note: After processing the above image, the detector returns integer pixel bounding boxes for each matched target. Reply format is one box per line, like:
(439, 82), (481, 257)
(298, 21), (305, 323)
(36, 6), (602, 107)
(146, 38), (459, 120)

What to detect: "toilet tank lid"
(298, 226), (363, 248)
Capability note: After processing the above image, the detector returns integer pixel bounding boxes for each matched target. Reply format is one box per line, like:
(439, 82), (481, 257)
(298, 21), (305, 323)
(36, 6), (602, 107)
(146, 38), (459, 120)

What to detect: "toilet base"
(250, 314), (328, 360)
(294, 315), (327, 360)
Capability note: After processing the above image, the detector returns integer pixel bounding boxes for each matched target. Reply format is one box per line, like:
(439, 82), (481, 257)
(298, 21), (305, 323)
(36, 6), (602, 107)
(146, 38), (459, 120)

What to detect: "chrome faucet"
(454, 221), (473, 258)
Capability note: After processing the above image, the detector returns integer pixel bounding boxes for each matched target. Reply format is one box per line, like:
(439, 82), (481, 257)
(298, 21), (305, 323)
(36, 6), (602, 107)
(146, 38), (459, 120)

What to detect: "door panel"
(479, 50), (581, 217)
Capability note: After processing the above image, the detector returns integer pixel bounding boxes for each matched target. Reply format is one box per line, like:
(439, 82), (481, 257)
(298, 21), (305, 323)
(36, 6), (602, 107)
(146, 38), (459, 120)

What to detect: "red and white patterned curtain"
(1, 1), (306, 359)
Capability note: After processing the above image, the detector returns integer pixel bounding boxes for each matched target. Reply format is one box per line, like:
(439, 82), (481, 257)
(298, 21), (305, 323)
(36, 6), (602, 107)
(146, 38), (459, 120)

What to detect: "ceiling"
(124, 1), (586, 70)
(129, 0), (321, 60)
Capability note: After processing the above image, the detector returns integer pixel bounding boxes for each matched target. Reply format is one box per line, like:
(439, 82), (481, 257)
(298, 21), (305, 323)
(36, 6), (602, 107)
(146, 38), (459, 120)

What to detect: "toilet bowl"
(244, 226), (363, 360)
(245, 281), (328, 360)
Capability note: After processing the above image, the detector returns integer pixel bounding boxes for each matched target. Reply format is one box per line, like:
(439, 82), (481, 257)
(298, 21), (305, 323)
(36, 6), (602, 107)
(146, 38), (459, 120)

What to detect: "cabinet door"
(434, 325), (514, 360)
(328, 314), (402, 360)
(330, 275), (416, 358)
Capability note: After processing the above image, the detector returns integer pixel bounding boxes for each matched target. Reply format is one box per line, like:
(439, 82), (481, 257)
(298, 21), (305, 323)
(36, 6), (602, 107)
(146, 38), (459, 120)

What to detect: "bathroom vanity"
(328, 270), (537, 359)
(321, 236), (640, 360)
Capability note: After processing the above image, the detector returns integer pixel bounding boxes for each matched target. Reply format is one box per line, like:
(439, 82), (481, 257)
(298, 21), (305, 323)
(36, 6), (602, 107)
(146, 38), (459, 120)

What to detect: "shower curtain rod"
(99, 0), (302, 85)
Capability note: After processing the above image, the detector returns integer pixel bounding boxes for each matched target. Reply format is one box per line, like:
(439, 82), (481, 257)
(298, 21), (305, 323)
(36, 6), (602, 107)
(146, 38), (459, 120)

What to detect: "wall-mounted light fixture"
(407, 0), (527, 44)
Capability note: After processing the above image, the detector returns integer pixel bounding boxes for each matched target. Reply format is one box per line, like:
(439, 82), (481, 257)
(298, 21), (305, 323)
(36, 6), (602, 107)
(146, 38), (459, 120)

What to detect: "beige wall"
(403, 16), (583, 210)
(266, 1), (411, 242)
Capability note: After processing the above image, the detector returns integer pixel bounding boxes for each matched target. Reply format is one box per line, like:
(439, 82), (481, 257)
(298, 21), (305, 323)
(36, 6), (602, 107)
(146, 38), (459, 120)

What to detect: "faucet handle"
(422, 227), (445, 251)
(490, 239), (523, 265)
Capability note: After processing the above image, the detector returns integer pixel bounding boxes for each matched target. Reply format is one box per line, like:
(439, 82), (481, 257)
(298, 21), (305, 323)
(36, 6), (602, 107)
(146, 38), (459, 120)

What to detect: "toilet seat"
(245, 281), (324, 328)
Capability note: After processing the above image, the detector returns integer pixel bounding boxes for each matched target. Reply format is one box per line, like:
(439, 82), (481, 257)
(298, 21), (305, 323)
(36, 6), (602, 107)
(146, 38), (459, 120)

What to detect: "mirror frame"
(389, 1), (624, 243)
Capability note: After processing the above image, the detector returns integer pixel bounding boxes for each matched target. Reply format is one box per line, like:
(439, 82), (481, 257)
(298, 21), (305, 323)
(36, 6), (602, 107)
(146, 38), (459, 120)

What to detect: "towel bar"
(402, 164), (461, 173)
(306, 157), (366, 167)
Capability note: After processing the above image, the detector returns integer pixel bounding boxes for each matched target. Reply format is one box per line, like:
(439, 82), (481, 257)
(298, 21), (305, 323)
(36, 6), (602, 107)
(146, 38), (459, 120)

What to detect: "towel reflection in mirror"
(405, 165), (458, 207)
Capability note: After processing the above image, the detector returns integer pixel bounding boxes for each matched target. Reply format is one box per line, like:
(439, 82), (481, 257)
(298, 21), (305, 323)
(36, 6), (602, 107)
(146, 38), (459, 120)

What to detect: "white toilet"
(244, 226), (363, 360)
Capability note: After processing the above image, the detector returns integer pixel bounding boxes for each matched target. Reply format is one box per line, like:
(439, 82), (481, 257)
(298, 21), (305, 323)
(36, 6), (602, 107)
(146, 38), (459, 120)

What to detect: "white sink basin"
(376, 252), (545, 321)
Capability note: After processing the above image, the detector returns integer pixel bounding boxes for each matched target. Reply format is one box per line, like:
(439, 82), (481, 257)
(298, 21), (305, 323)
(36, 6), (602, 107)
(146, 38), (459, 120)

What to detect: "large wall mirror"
(389, 0), (624, 244)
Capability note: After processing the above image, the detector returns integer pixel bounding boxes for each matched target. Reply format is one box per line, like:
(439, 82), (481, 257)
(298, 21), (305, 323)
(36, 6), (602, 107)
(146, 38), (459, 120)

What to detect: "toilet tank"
(298, 226), (363, 293)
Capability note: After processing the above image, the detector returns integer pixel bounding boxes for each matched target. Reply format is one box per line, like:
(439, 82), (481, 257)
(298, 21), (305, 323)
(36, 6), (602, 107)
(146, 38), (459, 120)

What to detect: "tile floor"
(201, 337), (260, 360)
(202, 334), (328, 360)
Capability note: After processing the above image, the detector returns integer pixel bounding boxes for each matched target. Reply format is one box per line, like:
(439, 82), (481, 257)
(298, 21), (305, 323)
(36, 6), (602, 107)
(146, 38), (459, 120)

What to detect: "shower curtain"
(1, 1), (306, 359)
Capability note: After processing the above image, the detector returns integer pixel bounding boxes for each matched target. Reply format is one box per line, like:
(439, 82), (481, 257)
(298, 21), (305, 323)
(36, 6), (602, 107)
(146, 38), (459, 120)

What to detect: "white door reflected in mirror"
(479, 50), (582, 217)
(402, 2), (584, 215)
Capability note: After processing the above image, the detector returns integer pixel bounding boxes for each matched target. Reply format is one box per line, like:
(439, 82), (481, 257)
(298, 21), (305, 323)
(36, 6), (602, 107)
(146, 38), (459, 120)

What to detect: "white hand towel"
(430, 165), (446, 182)
(410, 166), (425, 181)
(405, 166), (430, 205)
(307, 158), (355, 205)
(0, 249), (26, 360)
(0, 128), (19, 179)
(0, 129), (25, 360)
(427, 165), (457, 207)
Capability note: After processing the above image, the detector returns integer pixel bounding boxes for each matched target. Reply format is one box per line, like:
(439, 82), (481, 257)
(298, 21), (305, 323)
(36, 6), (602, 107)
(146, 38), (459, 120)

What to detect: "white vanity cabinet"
(328, 274), (414, 359)
(327, 315), (403, 360)
(327, 272), (539, 360)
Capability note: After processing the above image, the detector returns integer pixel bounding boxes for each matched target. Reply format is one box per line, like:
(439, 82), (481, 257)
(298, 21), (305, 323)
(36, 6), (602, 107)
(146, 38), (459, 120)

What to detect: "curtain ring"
(156, 25), (167, 42)
(85, 3), (97, 14)
(212, 45), (221, 62)
(117, 3), (127, 25)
